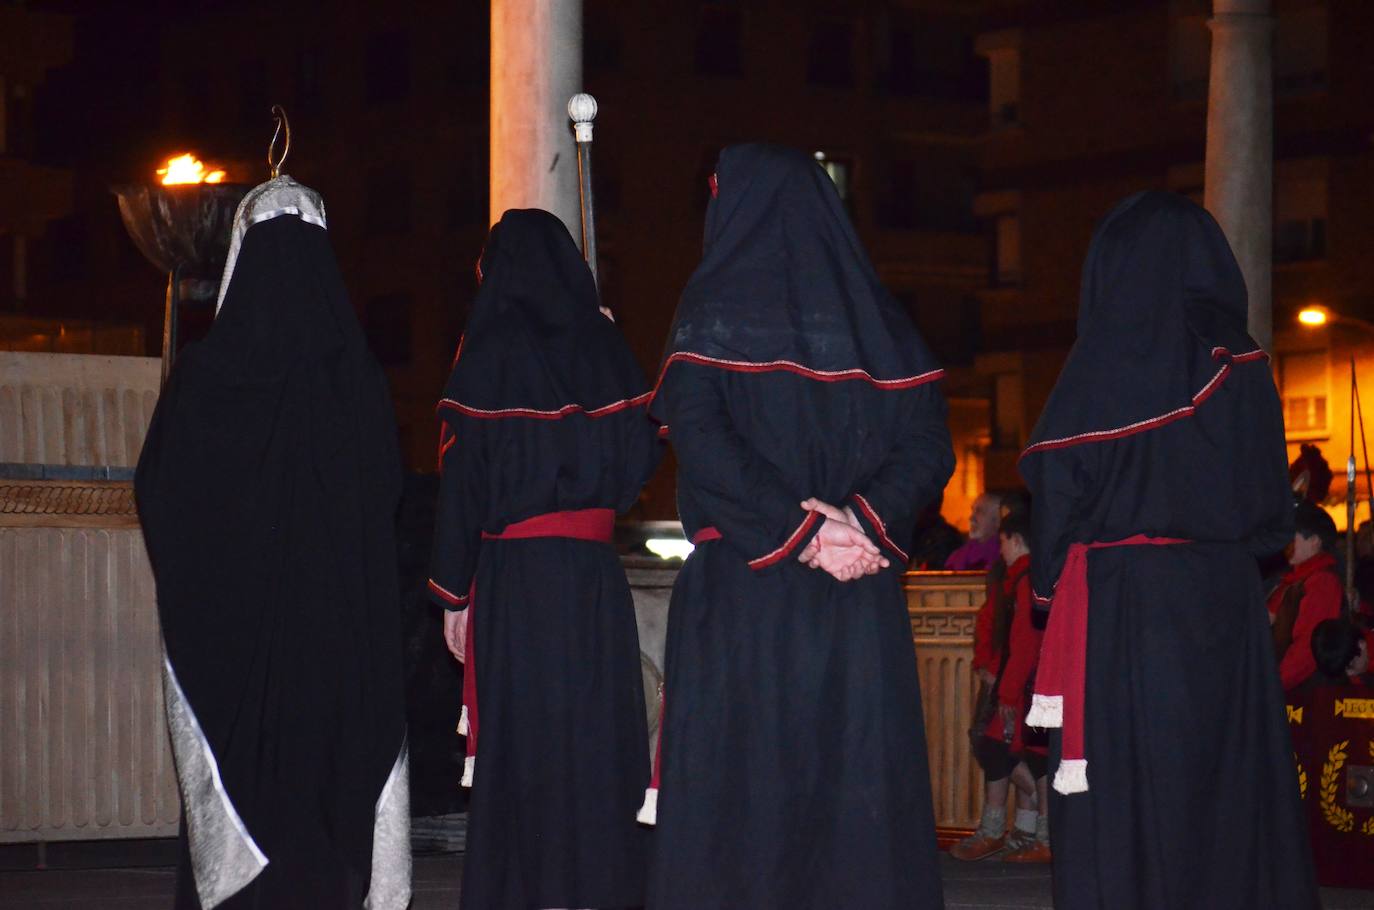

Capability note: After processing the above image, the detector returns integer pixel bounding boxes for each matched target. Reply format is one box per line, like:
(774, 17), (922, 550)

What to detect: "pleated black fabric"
(646, 144), (951, 910)
(136, 213), (406, 908)
(427, 209), (661, 909)
(1019, 192), (1319, 908)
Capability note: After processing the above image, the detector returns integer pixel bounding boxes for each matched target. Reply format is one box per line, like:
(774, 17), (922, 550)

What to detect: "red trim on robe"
(747, 511), (821, 570)
(649, 351), (944, 405)
(427, 578), (469, 608)
(852, 493), (909, 563)
(1019, 347), (1268, 460)
(437, 391), (653, 422)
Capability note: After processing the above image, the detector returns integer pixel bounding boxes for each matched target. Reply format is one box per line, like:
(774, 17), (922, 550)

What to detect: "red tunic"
(983, 556), (1038, 751)
(1266, 552), (1342, 691)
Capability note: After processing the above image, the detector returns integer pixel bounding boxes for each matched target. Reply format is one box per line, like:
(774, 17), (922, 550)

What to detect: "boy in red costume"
(1268, 502), (1343, 692)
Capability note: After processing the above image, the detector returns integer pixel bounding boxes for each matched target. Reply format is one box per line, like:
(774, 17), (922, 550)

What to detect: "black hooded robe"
(1018, 192), (1318, 909)
(426, 209), (661, 909)
(643, 145), (951, 910)
(135, 177), (409, 910)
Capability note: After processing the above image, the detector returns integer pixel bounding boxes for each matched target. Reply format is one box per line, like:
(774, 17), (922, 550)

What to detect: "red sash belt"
(691, 526), (722, 545)
(1026, 534), (1189, 795)
(458, 508), (616, 789)
(481, 507), (615, 543)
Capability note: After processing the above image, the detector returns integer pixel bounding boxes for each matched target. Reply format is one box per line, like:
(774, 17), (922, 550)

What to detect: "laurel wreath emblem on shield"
(1295, 752), (1307, 800)
(1320, 740), (1355, 832)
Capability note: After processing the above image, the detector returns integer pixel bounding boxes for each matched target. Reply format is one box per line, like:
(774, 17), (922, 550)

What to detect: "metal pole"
(569, 93), (599, 287)
(1349, 359), (1358, 615)
(160, 264), (181, 388)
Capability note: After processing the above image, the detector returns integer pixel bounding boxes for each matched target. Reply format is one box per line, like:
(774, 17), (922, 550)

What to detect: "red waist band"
(482, 508), (615, 543)
(692, 526), (723, 545)
(1028, 534), (1190, 796)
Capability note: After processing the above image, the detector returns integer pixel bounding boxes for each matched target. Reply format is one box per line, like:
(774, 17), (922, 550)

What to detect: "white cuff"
(1024, 693), (1063, 728)
(1052, 759), (1088, 795)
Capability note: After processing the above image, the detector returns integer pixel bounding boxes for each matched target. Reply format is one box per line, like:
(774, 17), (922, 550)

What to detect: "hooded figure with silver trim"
(136, 176), (410, 910)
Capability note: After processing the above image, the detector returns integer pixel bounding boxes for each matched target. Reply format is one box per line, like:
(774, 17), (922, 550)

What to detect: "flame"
(158, 153), (226, 186)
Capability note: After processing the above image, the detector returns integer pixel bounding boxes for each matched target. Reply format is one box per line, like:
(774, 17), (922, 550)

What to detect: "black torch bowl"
(111, 182), (250, 384)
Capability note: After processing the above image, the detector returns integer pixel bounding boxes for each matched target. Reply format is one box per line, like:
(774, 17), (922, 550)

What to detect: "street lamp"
(1298, 306), (1328, 327)
(1297, 305), (1373, 616)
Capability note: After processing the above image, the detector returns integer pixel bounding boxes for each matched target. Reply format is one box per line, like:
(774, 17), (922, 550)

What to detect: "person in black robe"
(135, 176), (410, 910)
(643, 144), (952, 910)
(427, 208), (661, 909)
(1018, 191), (1319, 909)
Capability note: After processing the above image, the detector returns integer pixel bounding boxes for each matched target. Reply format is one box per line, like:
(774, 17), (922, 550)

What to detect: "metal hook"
(268, 105), (291, 178)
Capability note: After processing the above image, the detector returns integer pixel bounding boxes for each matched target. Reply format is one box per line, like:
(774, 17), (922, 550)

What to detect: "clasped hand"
(795, 498), (889, 582)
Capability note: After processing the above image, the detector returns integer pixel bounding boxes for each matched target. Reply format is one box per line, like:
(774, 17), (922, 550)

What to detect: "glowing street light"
(1298, 306), (1329, 327)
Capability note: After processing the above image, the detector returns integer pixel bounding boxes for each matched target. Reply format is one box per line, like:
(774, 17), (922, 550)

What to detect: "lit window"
(1280, 350), (1329, 437)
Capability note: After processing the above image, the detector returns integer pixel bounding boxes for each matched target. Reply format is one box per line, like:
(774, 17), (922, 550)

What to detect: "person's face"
(1350, 639), (1370, 677)
(1290, 531), (1323, 567)
(999, 532), (1026, 566)
(969, 496), (999, 541)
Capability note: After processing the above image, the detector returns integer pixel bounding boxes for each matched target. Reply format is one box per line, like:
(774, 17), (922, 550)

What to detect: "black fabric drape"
(646, 144), (952, 910)
(443, 208), (650, 419)
(1019, 192), (1317, 908)
(136, 213), (406, 908)
(652, 143), (942, 420)
(427, 209), (661, 908)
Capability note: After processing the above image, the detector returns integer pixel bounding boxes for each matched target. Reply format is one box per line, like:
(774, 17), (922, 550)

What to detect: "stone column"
(490, 0), (583, 241)
(1204, 0), (1274, 351)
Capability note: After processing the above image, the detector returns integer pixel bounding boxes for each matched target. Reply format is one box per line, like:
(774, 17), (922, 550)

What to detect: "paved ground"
(0, 841), (1370, 908)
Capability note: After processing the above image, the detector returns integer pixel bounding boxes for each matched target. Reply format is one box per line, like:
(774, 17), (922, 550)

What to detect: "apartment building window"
(806, 18), (855, 88)
(587, 10), (624, 77)
(365, 169), (413, 236)
(295, 45), (325, 117)
(879, 14), (983, 101)
(1169, 15), (1210, 102)
(366, 30), (412, 104)
(993, 213), (1022, 285)
(446, 168), (486, 230)
(447, 7), (489, 89)
(979, 40), (1020, 128)
(1274, 168), (1328, 263)
(238, 59), (268, 127)
(877, 159), (917, 229)
(695, 2), (743, 77)
(1276, 6), (1328, 98)
(365, 293), (414, 367)
(1279, 349), (1329, 437)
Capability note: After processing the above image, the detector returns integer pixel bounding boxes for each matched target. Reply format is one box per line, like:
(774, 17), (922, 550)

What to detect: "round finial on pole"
(568, 93), (597, 143)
